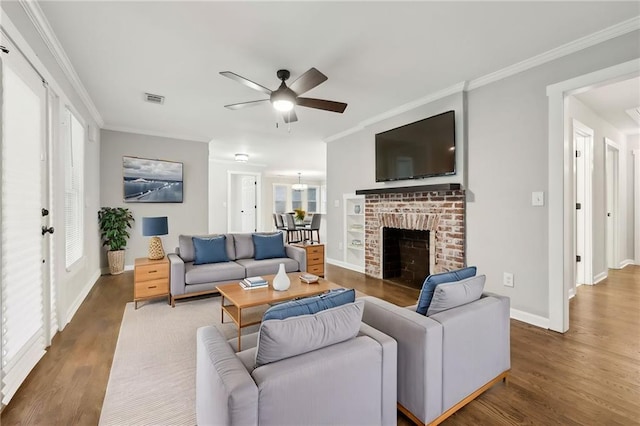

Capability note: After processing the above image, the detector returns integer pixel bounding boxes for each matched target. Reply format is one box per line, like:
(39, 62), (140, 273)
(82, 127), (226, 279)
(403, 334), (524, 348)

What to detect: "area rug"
(99, 296), (263, 426)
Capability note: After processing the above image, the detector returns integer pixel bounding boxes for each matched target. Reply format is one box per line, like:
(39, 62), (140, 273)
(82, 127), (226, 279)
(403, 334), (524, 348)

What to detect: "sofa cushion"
(179, 234), (236, 262)
(235, 257), (298, 277)
(255, 300), (364, 366)
(427, 274), (486, 316)
(193, 236), (229, 265)
(263, 289), (355, 321)
(416, 266), (477, 315)
(252, 232), (286, 260)
(184, 261), (245, 285)
(233, 233), (255, 259)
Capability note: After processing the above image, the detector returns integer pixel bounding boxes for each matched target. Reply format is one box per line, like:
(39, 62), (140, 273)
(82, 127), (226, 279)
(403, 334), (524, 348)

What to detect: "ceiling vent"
(144, 93), (165, 105)
(626, 106), (640, 125)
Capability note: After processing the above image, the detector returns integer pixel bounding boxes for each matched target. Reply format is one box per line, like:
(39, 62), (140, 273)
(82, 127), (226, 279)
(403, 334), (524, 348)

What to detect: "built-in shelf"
(355, 183), (462, 195)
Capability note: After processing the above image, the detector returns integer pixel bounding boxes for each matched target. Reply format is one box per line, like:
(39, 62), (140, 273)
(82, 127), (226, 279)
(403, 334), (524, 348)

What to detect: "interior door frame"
(226, 171), (262, 233)
(546, 58), (640, 333)
(604, 137), (620, 269)
(635, 149), (640, 266)
(572, 119), (594, 293)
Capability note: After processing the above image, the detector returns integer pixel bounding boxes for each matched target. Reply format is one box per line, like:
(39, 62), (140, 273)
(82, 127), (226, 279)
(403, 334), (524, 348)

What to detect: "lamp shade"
(142, 216), (168, 237)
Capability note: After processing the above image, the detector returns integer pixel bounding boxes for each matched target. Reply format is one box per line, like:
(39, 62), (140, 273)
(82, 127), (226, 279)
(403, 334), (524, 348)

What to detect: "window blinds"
(64, 108), (84, 268)
(1, 53), (46, 405)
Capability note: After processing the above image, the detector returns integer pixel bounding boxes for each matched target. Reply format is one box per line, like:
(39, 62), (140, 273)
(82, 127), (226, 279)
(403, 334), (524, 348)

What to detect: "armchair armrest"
(168, 253), (185, 297)
(360, 296), (443, 425)
(196, 326), (258, 426)
(285, 244), (306, 272)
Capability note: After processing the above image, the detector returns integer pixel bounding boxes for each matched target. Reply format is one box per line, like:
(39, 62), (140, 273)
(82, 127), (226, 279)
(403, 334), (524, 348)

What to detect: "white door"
(227, 172), (259, 233)
(605, 140), (619, 269)
(575, 136), (585, 289)
(572, 120), (594, 290)
(0, 38), (50, 405)
(240, 175), (256, 232)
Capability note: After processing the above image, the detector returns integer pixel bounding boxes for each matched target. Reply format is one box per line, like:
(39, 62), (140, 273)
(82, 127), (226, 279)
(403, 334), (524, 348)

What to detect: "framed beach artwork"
(123, 156), (183, 203)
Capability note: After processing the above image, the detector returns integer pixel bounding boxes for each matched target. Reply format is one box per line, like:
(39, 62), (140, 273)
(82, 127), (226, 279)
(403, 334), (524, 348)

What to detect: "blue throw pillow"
(263, 288), (356, 321)
(252, 232), (286, 260)
(192, 236), (229, 265)
(415, 266), (477, 315)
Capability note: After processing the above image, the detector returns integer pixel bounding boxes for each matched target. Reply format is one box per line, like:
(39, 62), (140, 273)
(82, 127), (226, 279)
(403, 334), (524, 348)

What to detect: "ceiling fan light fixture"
(235, 153), (249, 162)
(273, 99), (294, 112)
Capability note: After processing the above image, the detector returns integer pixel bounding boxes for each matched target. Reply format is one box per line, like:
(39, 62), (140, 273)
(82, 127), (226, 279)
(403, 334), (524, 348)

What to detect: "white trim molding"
(102, 125), (210, 144)
(62, 270), (101, 328)
(326, 257), (365, 274)
(19, 0), (104, 127)
(634, 149), (640, 265)
(99, 264), (134, 276)
(468, 16), (640, 91)
(620, 259), (635, 268)
(593, 271), (608, 285)
(510, 309), (550, 330)
(546, 58), (640, 333)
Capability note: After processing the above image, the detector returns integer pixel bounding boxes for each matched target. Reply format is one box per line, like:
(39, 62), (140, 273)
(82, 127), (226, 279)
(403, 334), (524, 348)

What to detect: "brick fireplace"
(363, 188), (465, 282)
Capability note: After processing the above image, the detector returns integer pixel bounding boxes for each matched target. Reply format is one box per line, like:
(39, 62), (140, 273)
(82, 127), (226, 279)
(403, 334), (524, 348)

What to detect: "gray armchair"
(361, 293), (510, 425)
(196, 301), (397, 426)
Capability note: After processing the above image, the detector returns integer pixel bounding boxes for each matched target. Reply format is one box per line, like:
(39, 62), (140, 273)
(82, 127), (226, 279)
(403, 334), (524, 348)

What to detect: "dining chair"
(273, 213), (286, 231)
(306, 213), (321, 243)
(282, 213), (302, 243)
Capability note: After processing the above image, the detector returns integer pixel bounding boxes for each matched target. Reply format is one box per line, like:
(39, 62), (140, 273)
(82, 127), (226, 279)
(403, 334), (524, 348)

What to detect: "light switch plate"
(503, 272), (514, 287)
(531, 191), (544, 206)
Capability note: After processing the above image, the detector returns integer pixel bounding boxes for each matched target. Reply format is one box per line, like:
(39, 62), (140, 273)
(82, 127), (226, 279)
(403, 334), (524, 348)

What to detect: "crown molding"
(324, 81), (466, 143)
(102, 125), (210, 143)
(468, 15), (640, 91)
(19, 0), (104, 127)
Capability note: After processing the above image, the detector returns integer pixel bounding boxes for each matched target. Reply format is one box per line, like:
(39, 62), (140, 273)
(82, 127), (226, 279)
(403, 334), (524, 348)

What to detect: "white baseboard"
(510, 308), (550, 329)
(568, 288), (576, 299)
(620, 259), (635, 268)
(100, 263), (134, 275)
(64, 269), (101, 325)
(593, 271), (608, 284)
(326, 257), (365, 273)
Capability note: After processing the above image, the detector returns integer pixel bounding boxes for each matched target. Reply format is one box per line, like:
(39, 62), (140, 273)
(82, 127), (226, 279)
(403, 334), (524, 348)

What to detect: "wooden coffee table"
(218, 273), (342, 351)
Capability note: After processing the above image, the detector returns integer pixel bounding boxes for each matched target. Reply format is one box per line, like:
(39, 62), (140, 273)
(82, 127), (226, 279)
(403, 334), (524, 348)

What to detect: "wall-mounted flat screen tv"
(375, 110), (455, 182)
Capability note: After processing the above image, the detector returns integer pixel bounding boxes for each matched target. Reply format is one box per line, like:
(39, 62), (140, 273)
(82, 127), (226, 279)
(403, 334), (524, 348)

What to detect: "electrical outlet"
(503, 272), (514, 287)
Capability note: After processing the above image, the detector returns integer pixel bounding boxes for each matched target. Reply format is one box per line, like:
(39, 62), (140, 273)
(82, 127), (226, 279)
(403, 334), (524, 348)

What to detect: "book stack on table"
(239, 276), (268, 290)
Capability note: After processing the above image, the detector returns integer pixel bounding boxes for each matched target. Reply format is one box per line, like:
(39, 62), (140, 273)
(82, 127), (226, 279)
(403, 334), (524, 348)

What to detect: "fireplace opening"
(382, 228), (430, 289)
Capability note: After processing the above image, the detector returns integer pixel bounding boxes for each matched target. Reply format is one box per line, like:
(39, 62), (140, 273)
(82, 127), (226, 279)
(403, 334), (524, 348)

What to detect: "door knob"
(41, 226), (54, 235)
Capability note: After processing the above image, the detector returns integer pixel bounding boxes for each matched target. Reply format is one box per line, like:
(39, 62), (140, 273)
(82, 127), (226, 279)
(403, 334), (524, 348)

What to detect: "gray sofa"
(361, 292), (510, 425)
(168, 233), (306, 306)
(196, 301), (397, 426)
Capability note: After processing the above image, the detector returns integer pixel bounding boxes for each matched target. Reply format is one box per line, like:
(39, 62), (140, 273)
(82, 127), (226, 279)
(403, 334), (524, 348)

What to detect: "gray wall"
(100, 130), (208, 267)
(327, 30), (639, 320)
(567, 96), (630, 276)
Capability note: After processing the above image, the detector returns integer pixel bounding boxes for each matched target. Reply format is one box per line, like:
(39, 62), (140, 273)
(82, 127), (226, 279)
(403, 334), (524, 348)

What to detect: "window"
(272, 183), (321, 214)
(64, 108), (84, 268)
(274, 185), (287, 213)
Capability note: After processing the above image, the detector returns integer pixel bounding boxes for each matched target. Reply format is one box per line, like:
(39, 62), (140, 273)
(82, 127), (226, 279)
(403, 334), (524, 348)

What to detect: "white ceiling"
(574, 76), (640, 135)
(34, 1), (639, 177)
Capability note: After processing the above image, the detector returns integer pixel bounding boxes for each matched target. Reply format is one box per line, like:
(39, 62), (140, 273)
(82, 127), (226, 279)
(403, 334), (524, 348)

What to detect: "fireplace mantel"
(355, 183), (461, 195)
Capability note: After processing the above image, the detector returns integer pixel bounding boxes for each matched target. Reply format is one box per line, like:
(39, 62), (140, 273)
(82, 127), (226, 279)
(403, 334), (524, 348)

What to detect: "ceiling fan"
(220, 68), (347, 123)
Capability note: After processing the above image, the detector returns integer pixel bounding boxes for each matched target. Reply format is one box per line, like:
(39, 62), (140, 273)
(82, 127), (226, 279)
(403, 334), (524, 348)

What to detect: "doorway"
(605, 138), (620, 269)
(227, 171), (261, 233)
(573, 119), (594, 296)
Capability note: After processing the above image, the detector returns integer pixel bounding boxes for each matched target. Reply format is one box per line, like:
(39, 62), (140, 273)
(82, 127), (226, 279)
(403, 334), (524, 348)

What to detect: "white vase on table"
(272, 263), (290, 291)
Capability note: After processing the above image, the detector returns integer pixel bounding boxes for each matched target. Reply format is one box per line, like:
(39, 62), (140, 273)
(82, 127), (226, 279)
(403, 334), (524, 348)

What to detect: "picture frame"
(123, 156), (183, 203)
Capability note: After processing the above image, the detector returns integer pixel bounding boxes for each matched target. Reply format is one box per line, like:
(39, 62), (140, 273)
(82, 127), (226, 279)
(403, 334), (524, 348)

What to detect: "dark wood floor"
(2, 264), (639, 425)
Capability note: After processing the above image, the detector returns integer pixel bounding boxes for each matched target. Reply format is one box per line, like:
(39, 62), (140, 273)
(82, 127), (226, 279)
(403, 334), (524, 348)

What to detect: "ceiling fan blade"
(220, 71), (272, 95)
(289, 68), (328, 96)
(282, 110), (298, 124)
(224, 99), (270, 110)
(297, 97), (347, 113)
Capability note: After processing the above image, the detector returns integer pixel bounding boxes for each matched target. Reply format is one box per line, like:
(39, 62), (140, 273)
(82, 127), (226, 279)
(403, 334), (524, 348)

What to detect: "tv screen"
(375, 110), (455, 182)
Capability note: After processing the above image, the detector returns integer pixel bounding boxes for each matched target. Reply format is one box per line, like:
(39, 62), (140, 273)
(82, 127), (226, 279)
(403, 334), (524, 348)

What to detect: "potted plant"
(98, 207), (134, 275)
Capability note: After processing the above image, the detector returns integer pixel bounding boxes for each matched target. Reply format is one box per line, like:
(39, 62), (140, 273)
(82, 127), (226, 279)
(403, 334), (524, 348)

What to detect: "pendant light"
(292, 172), (308, 191)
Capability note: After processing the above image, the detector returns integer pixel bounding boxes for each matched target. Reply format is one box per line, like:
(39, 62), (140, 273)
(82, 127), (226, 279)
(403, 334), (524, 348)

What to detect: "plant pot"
(107, 250), (125, 275)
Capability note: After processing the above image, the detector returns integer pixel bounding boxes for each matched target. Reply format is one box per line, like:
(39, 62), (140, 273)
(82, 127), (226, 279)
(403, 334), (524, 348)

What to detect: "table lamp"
(142, 216), (168, 260)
